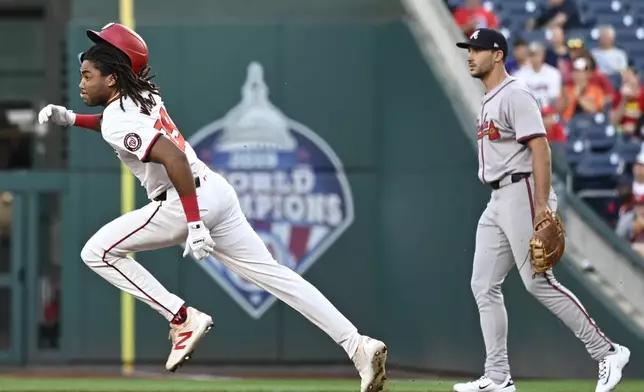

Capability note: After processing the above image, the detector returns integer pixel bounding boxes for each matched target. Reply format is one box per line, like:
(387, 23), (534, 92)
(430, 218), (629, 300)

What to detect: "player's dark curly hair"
(83, 42), (159, 113)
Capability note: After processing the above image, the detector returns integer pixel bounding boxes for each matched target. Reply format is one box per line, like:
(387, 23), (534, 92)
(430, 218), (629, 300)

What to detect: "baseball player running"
(38, 23), (387, 392)
(453, 28), (630, 392)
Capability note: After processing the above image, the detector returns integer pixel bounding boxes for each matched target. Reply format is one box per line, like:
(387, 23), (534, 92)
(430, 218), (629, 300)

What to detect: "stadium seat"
(614, 139), (642, 165)
(501, 2), (529, 14)
(573, 151), (623, 190)
(590, 6), (620, 18)
(519, 29), (549, 44)
(616, 30), (644, 44)
(629, 48), (644, 63)
(567, 113), (604, 137)
(576, 151), (622, 176)
(632, 58), (644, 72)
(565, 138), (588, 167)
(566, 28), (591, 41)
(595, 13), (628, 26)
(577, 1), (591, 13)
(580, 194), (620, 226)
(621, 40), (641, 53)
(585, 124), (618, 151)
(573, 174), (618, 193)
(630, 4), (644, 16)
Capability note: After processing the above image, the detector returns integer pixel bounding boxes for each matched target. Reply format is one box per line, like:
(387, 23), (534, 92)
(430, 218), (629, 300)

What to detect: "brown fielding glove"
(633, 218), (644, 235)
(529, 208), (566, 275)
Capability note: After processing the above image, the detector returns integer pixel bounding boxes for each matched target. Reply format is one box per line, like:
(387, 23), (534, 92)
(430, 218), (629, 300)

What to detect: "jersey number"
(153, 107), (186, 152)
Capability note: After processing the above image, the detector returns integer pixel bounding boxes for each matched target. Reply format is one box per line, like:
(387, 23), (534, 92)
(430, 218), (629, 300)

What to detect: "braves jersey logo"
(476, 114), (501, 141)
(187, 62), (354, 319)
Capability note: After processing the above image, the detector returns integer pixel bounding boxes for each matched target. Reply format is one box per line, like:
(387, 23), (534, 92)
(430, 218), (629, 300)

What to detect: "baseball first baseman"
(38, 23), (387, 392)
(453, 28), (630, 392)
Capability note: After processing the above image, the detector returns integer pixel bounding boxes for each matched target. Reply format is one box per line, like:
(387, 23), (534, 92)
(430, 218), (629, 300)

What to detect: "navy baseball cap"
(456, 28), (508, 59)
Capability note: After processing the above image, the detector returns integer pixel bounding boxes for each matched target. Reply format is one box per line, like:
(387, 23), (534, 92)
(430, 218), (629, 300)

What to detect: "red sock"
(171, 305), (188, 325)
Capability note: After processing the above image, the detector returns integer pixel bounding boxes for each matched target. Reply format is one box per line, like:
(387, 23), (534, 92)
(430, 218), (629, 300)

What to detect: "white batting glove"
(183, 221), (215, 260)
(38, 104), (76, 126)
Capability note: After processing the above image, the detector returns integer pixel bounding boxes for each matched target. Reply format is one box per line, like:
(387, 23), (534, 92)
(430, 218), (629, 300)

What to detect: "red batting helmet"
(85, 22), (149, 74)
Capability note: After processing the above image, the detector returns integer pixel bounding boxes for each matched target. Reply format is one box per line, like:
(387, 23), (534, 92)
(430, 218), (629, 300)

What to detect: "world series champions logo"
(186, 62), (355, 319)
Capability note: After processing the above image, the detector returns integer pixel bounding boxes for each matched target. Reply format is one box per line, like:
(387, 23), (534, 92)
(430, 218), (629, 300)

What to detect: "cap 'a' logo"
(186, 62), (354, 319)
(470, 30), (480, 40)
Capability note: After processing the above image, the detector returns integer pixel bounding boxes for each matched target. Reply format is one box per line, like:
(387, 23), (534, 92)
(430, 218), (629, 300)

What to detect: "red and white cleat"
(165, 307), (213, 372)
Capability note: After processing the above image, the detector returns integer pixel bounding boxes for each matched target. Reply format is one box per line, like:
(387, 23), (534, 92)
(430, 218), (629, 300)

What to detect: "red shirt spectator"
(591, 70), (616, 104)
(560, 41), (615, 104)
(611, 67), (644, 136)
(453, 0), (499, 37)
(612, 88), (644, 132)
(542, 105), (566, 142)
(561, 64), (615, 105)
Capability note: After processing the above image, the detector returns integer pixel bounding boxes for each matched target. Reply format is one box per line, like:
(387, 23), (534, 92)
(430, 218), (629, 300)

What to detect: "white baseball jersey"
(476, 77), (546, 183)
(513, 63), (562, 108)
(101, 93), (208, 199)
(83, 100), (363, 363)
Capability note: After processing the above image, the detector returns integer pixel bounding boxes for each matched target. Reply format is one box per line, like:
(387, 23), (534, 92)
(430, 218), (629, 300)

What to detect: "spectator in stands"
(615, 194), (643, 242)
(506, 37), (528, 75)
(615, 192), (644, 255)
(515, 41), (562, 107)
(617, 181), (634, 217)
(631, 153), (644, 198)
(452, 0), (499, 38)
(567, 37), (586, 60)
(544, 26), (571, 72)
(564, 40), (616, 105)
(591, 25), (629, 76)
(542, 105), (566, 143)
(525, 0), (583, 32)
(558, 57), (605, 122)
(586, 54), (616, 105)
(610, 66), (644, 138)
(616, 151), (644, 220)
(635, 110), (644, 140)
(557, 36), (586, 83)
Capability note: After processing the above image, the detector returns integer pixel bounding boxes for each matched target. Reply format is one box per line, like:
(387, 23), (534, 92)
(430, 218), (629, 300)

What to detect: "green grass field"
(0, 377), (643, 392)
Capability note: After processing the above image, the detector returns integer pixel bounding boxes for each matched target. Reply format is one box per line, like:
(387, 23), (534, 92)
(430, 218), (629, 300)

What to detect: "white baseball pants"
(80, 169), (361, 357)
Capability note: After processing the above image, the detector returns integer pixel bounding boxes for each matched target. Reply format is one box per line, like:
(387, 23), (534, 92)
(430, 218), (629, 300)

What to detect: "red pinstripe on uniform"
(524, 178), (612, 346)
(101, 204), (179, 317)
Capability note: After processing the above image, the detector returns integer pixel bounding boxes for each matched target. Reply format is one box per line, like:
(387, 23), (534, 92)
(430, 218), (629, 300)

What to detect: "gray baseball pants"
(471, 176), (613, 383)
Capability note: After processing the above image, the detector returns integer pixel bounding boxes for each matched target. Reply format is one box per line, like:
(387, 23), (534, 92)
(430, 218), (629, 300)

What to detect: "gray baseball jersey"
(469, 76), (614, 384)
(476, 77), (546, 183)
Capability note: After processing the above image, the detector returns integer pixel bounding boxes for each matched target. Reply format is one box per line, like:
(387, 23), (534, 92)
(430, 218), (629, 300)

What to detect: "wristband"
(180, 193), (201, 223)
(74, 114), (101, 130)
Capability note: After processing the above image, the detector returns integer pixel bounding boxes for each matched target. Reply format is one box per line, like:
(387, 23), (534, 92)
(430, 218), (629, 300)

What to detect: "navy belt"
(489, 172), (531, 190)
